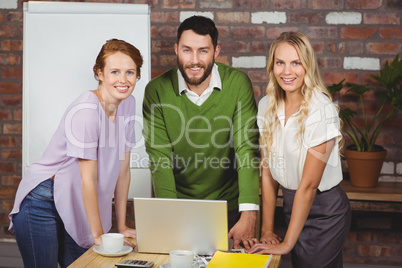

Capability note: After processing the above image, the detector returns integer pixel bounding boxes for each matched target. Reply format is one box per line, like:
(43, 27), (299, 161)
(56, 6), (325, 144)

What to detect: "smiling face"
(273, 42), (306, 95)
(175, 30), (220, 92)
(98, 51), (137, 105)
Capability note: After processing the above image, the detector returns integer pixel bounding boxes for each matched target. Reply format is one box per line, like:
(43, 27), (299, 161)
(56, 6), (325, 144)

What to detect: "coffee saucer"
(160, 263), (199, 268)
(93, 245), (133, 257)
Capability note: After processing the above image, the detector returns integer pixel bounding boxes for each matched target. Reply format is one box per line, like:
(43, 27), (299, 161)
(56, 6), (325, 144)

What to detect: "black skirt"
(282, 184), (351, 268)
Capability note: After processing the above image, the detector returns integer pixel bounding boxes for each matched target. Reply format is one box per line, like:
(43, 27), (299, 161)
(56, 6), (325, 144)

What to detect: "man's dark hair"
(177, 16), (218, 48)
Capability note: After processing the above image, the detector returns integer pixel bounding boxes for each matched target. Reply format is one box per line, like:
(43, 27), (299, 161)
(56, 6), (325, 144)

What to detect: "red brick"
(1, 150), (22, 160)
(317, 57), (343, 69)
(3, 123), (22, 134)
(216, 12), (250, 23)
(387, 0), (402, 8)
(216, 55), (229, 65)
(1, 67), (22, 79)
(366, 42), (401, 54)
(271, 0), (306, 9)
(6, 12), (23, 23)
(0, 13), (3, 23)
(0, 83), (19, 93)
(253, 85), (261, 97)
(309, 0), (343, 9)
(1, 175), (21, 186)
(87, 0), (123, 3)
(150, 12), (179, 23)
(288, 12), (324, 24)
(235, 0), (269, 9)
(304, 27), (338, 39)
(363, 13), (400, 25)
(252, 41), (270, 53)
(200, 0), (232, 8)
(162, 0), (195, 9)
(379, 28), (402, 39)
(151, 69), (167, 79)
(0, 54), (21, 65)
(2, 200), (15, 211)
(356, 232), (373, 242)
(0, 109), (11, 120)
(0, 40), (23, 51)
(0, 163), (15, 174)
(0, 26), (19, 38)
(312, 41), (324, 53)
(376, 132), (395, 146)
(231, 26), (265, 38)
(157, 26), (177, 38)
(124, 0), (158, 8)
(0, 137), (17, 147)
(341, 27), (377, 39)
(0, 95), (22, 106)
(13, 109), (22, 121)
(267, 27), (299, 39)
(361, 72), (380, 85)
(377, 232), (402, 245)
(345, 41), (365, 54)
(159, 55), (176, 66)
(219, 41), (250, 53)
(217, 26), (229, 38)
(323, 72), (359, 86)
(347, 0), (383, 9)
(247, 71), (268, 83)
(150, 25), (157, 38)
(348, 231), (357, 242)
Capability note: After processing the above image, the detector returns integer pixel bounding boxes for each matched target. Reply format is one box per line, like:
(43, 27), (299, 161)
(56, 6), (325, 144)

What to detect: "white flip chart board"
(22, 1), (151, 172)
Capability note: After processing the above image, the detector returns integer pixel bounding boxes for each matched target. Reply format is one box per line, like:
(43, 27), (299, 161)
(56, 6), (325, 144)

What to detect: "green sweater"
(143, 63), (260, 211)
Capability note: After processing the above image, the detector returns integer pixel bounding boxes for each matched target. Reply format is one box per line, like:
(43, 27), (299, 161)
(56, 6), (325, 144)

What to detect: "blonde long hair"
(260, 31), (343, 160)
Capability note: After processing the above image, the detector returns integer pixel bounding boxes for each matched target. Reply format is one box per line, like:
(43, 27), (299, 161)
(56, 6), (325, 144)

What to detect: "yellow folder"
(206, 251), (272, 268)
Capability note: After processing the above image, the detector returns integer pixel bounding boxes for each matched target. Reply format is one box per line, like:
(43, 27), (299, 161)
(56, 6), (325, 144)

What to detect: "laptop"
(133, 197), (229, 255)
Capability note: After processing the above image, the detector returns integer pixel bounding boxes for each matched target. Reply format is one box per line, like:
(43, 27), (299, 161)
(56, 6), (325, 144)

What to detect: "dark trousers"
(282, 184), (351, 268)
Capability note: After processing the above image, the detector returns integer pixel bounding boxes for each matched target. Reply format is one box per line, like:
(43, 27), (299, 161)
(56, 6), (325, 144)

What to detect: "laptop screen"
(133, 197), (229, 255)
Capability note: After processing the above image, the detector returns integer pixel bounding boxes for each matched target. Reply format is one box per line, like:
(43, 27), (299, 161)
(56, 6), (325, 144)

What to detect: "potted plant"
(328, 54), (402, 187)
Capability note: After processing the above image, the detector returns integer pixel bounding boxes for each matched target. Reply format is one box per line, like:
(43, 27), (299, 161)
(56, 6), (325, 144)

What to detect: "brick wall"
(0, 0), (401, 265)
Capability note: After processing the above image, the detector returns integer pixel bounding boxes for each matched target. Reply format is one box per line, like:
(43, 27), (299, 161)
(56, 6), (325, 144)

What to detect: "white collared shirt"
(177, 64), (259, 212)
(257, 89), (343, 192)
(177, 64), (222, 106)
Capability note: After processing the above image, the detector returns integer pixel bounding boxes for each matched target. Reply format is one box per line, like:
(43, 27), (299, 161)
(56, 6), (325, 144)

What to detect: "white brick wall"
(396, 163), (402, 175)
(251, 12), (287, 24)
(232, 56), (267, 68)
(326, 12), (362, 25)
(381, 162), (395, 175)
(180, 11), (214, 22)
(0, 0), (17, 9)
(344, 57), (380, 70)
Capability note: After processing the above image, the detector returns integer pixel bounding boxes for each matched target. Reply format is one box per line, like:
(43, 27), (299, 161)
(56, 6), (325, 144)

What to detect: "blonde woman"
(248, 32), (351, 268)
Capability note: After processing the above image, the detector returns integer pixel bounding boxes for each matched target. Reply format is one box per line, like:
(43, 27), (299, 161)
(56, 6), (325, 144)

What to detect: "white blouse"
(257, 90), (343, 191)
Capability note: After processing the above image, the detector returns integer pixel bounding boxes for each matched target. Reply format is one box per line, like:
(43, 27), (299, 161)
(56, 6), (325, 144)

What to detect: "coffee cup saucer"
(160, 262), (199, 268)
(93, 245), (133, 257)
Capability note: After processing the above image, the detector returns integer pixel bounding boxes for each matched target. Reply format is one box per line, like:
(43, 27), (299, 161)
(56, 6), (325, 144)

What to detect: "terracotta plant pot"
(344, 148), (387, 188)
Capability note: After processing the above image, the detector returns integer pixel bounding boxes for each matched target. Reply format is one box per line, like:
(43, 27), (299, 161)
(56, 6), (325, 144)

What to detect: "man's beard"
(177, 57), (214, 86)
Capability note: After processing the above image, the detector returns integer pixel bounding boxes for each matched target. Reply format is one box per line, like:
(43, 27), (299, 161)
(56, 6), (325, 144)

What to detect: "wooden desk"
(69, 239), (281, 268)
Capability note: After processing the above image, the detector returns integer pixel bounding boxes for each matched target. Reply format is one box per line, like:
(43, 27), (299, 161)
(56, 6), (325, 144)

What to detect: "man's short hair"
(177, 16), (218, 49)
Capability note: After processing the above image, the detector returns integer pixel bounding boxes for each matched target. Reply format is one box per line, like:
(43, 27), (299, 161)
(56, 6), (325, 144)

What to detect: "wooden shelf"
(273, 180), (402, 213)
(340, 180), (402, 202)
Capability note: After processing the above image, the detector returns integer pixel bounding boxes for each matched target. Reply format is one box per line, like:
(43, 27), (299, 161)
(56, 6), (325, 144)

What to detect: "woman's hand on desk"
(260, 231), (282, 245)
(247, 241), (291, 255)
(119, 226), (137, 248)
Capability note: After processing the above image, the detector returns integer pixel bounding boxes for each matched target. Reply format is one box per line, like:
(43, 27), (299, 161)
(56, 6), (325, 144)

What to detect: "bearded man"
(142, 16), (260, 249)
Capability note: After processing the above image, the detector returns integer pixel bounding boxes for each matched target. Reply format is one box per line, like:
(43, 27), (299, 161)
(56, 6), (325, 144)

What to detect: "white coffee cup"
(101, 233), (124, 253)
(170, 250), (194, 268)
